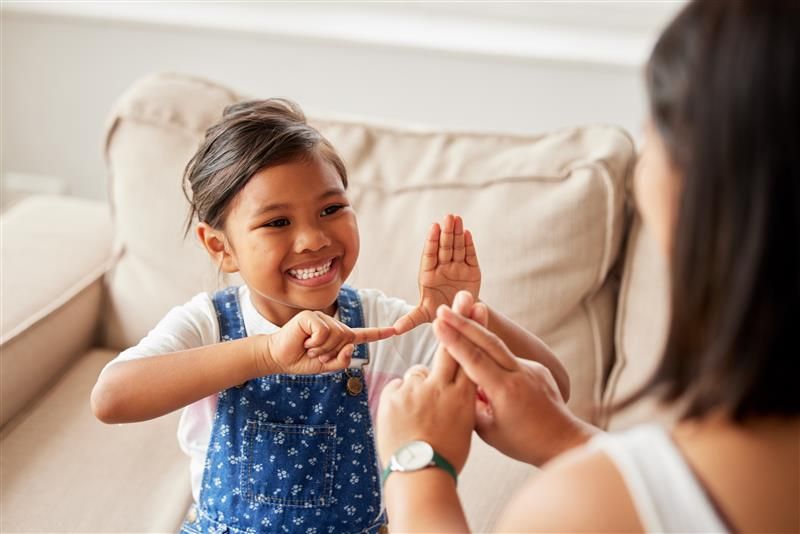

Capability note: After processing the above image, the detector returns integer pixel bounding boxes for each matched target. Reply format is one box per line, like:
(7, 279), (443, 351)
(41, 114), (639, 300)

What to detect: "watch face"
(395, 440), (434, 471)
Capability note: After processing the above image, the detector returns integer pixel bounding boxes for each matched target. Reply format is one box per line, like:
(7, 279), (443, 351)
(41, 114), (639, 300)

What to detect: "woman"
(376, 1), (799, 532)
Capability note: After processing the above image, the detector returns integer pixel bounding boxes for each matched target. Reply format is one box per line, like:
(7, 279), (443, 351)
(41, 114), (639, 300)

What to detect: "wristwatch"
(381, 440), (457, 485)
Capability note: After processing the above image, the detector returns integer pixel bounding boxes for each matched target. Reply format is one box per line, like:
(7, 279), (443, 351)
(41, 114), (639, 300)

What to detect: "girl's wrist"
(250, 334), (273, 377)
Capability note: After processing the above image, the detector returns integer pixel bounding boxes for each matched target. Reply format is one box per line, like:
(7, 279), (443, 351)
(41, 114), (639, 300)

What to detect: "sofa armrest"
(1, 195), (114, 427)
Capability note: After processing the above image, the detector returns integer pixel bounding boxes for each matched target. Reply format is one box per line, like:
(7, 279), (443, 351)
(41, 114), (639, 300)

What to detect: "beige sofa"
(0, 72), (670, 533)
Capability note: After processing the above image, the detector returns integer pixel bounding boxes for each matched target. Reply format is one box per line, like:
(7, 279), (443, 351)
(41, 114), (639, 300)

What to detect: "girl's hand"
(433, 291), (597, 466)
(393, 214), (481, 335)
(377, 298), (477, 474)
(263, 310), (395, 375)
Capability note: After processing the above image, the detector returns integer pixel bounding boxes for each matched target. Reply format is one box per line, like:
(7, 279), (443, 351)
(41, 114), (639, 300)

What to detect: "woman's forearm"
(91, 335), (268, 424)
(384, 469), (469, 532)
(484, 304), (571, 401)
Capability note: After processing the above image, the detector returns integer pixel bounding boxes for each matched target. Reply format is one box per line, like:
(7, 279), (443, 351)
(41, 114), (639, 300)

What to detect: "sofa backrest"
(103, 72), (635, 421)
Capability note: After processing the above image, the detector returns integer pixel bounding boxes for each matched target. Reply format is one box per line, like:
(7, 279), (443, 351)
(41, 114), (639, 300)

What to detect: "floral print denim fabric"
(180, 285), (387, 534)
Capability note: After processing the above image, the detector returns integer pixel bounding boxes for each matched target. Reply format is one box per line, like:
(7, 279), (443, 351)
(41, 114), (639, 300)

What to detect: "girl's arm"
(91, 335), (267, 424)
(483, 304), (570, 401)
(92, 310), (394, 424)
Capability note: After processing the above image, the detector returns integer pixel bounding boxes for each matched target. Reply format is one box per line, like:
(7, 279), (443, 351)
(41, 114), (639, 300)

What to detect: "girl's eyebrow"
(251, 202), (290, 218)
(319, 187), (346, 200)
(250, 188), (346, 218)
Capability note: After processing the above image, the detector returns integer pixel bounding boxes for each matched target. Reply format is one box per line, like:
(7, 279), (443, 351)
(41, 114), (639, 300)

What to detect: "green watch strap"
(431, 450), (458, 484)
(381, 449), (458, 486)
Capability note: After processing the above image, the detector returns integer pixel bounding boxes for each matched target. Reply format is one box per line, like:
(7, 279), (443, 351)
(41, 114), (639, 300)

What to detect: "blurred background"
(1, 0), (684, 207)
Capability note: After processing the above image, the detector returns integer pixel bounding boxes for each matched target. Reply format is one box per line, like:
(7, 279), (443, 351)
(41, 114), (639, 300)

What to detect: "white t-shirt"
(102, 286), (438, 503)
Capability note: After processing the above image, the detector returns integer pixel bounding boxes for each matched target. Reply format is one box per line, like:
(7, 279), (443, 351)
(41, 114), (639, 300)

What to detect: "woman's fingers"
(433, 318), (515, 393)
(433, 318), (505, 390)
(452, 290), (474, 315)
(403, 364), (430, 386)
(430, 291), (472, 383)
(437, 305), (518, 371)
(430, 342), (459, 383)
(471, 301), (489, 328)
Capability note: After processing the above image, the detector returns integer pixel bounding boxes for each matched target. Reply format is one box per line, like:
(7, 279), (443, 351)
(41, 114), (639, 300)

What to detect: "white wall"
(1, 2), (684, 201)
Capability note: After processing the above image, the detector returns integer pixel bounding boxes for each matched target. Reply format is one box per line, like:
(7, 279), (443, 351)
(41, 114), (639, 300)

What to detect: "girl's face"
(203, 155), (359, 326)
(634, 120), (681, 258)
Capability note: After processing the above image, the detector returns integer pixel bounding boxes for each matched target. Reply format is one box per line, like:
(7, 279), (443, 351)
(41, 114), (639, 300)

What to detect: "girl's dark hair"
(182, 98), (347, 235)
(632, 0), (799, 421)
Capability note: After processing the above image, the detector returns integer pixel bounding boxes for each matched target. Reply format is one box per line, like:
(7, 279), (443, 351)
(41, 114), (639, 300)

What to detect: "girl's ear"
(197, 222), (239, 273)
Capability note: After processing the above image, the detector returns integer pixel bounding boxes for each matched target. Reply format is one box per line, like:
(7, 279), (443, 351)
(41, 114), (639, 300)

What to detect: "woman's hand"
(377, 296), (477, 473)
(377, 309), (476, 533)
(376, 354), (476, 476)
(264, 310), (395, 375)
(393, 214), (481, 335)
(434, 291), (598, 466)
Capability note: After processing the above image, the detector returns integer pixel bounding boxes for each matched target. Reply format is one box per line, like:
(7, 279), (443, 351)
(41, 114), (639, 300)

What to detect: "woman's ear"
(197, 222), (239, 273)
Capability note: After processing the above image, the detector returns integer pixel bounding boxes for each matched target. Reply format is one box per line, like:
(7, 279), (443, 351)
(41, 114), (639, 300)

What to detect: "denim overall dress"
(181, 285), (387, 534)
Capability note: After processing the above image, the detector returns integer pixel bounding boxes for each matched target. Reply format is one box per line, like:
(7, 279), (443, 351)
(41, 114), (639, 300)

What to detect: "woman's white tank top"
(588, 424), (729, 533)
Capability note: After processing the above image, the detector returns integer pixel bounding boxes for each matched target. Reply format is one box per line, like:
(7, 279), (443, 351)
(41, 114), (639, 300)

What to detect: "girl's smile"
(286, 256), (340, 286)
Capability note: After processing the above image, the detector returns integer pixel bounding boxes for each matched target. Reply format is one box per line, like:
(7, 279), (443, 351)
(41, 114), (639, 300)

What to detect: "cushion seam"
(603, 218), (642, 415)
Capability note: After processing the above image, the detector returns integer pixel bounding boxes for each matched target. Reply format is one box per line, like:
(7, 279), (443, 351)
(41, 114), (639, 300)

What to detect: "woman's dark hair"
(633, 0), (799, 421)
(182, 98), (347, 235)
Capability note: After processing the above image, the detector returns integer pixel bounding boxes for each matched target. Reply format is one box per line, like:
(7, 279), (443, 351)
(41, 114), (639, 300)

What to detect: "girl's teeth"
(289, 260), (333, 280)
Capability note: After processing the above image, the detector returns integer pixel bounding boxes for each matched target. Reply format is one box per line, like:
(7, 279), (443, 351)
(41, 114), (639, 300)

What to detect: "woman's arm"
(384, 469), (468, 532)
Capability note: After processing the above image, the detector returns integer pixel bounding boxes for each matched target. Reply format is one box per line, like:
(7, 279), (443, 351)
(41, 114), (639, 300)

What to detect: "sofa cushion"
(0, 195), (113, 427)
(604, 216), (676, 429)
(103, 72), (635, 422)
(0, 348), (191, 532)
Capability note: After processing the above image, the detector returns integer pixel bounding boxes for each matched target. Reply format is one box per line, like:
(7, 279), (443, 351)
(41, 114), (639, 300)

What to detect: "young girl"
(91, 99), (569, 534)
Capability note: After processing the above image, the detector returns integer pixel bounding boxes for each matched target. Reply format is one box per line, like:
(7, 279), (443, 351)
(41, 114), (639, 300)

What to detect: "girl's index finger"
(351, 326), (396, 344)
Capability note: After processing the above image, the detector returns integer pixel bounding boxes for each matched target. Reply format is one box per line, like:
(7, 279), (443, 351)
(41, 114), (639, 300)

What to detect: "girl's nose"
(294, 225), (332, 253)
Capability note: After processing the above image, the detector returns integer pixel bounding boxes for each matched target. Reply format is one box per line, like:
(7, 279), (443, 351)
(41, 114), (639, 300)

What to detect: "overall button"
(346, 375), (363, 396)
(185, 505), (198, 523)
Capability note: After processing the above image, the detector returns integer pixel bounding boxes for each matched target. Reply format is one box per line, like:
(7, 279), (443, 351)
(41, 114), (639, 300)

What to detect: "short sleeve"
(99, 292), (219, 375)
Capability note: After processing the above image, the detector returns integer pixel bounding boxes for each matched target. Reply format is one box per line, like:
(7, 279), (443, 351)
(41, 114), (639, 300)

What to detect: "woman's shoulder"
(495, 433), (643, 533)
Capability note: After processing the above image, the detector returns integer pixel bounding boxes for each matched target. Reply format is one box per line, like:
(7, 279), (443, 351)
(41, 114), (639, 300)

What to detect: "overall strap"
(337, 284), (368, 361)
(211, 286), (248, 342)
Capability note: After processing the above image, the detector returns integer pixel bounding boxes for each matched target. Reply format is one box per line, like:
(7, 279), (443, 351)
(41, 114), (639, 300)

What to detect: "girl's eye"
(321, 204), (345, 217)
(263, 218), (290, 228)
